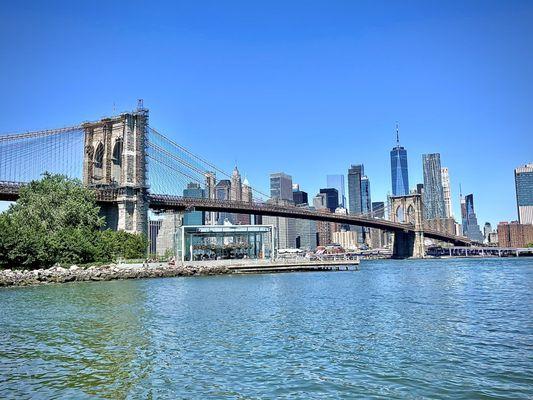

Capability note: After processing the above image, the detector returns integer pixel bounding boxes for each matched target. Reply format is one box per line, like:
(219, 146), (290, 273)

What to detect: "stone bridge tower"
(81, 108), (148, 235)
(390, 194), (425, 258)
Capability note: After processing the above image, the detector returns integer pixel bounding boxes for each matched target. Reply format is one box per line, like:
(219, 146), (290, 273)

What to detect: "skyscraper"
(319, 188), (339, 212)
(462, 193), (484, 242)
(441, 167), (453, 218)
(270, 172), (293, 201)
(326, 174), (346, 208)
(347, 164), (365, 243)
(361, 176), (372, 216)
(422, 153), (446, 220)
(230, 166), (242, 202)
(515, 163), (533, 224)
(348, 164), (364, 215)
(390, 124), (409, 196)
(183, 182), (205, 226)
(293, 186), (308, 205)
(215, 180), (232, 224)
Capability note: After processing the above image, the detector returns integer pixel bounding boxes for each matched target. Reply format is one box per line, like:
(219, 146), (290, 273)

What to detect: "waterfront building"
(316, 208), (333, 246)
(178, 224), (275, 262)
(422, 153), (446, 220)
(326, 174), (346, 208)
(183, 182), (205, 226)
(441, 167), (453, 218)
(361, 176), (372, 244)
(332, 230), (358, 250)
(270, 172), (293, 201)
(461, 193), (484, 242)
(515, 163), (533, 224)
(262, 204), (297, 249)
(148, 219), (162, 254)
(370, 201), (387, 248)
(348, 164), (364, 242)
(390, 125), (409, 196)
(483, 222), (493, 243)
(319, 188), (339, 212)
(294, 204), (318, 250)
(215, 179), (232, 224)
(497, 221), (533, 248)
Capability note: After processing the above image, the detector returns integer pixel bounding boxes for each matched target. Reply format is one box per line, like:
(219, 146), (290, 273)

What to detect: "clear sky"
(1, 0), (532, 226)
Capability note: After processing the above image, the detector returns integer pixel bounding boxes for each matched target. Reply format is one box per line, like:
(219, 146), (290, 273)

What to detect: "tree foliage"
(0, 174), (147, 269)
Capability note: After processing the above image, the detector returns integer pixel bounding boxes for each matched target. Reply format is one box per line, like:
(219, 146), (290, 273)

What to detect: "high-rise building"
(372, 201), (385, 218)
(294, 204), (317, 250)
(422, 153), (446, 220)
(515, 163), (533, 224)
(361, 176), (371, 216)
(390, 124), (409, 196)
(183, 182), (205, 226)
(215, 180), (232, 224)
(441, 167), (453, 218)
(348, 164), (364, 215)
(326, 174), (346, 208)
(319, 188), (339, 212)
(313, 193), (327, 210)
(483, 222), (492, 243)
(293, 188), (309, 205)
(270, 172), (293, 201)
(461, 193), (484, 242)
(348, 164), (365, 243)
(204, 171), (217, 225)
(416, 183), (424, 195)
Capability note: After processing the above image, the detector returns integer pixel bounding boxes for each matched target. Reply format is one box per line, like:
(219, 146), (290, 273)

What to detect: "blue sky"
(1, 0), (532, 226)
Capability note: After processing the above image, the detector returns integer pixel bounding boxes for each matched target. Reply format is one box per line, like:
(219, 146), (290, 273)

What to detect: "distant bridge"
(0, 107), (474, 257)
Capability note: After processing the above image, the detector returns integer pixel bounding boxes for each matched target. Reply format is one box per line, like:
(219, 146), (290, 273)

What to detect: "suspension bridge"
(0, 107), (472, 258)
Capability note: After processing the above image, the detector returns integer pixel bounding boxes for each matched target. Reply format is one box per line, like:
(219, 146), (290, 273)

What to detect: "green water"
(1, 258), (532, 399)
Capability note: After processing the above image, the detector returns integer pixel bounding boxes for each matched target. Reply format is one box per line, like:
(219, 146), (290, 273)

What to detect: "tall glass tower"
(390, 124), (409, 196)
(422, 153), (446, 220)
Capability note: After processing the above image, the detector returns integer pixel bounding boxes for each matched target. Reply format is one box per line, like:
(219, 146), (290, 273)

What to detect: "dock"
(227, 259), (360, 274)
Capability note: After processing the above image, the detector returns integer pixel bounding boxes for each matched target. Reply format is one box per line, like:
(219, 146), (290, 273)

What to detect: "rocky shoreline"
(0, 263), (231, 287)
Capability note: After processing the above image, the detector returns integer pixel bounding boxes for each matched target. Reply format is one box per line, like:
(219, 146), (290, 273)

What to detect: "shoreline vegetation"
(0, 174), (148, 270)
(0, 263), (231, 287)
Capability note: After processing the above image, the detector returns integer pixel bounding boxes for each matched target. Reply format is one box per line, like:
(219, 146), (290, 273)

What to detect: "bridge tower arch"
(390, 194), (425, 258)
(81, 109), (148, 234)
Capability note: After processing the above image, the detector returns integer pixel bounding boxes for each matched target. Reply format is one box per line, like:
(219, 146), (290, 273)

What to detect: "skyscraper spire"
(396, 122), (400, 145)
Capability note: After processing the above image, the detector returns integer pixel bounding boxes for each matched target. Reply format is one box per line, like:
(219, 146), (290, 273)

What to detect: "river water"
(0, 258), (532, 399)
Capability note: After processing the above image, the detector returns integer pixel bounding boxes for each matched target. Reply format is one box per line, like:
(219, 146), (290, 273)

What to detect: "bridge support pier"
(392, 230), (425, 259)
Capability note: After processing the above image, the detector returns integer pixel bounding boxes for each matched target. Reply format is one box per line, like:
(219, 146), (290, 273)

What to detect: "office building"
(215, 180), (232, 224)
(332, 231), (358, 250)
(270, 172), (293, 201)
(326, 174), (346, 208)
(372, 201), (385, 218)
(293, 188), (309, 205)
(183, 182), (205, 226)
(461, 193), (484, 242)
(319, 188), (339, 212)
(390, 124), (409, 196)
(348, 164), (364, 242)
(515, 163), (533, 224)
(294, 204), (318, 250)
(441, 167), (453, 218)
(204, 171), (216, 225)
(422, 153), (446, 219)
(483, 222), (493, 243)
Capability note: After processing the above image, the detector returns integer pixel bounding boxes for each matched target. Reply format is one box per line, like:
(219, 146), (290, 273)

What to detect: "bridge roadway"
(0, 182), (472, 246)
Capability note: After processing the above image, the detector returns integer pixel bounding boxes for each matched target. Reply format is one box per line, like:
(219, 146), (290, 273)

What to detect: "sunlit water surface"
(1, 258), (532, 399)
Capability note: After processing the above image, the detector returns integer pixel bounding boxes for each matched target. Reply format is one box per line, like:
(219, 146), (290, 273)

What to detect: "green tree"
(0, 174), (147, 269)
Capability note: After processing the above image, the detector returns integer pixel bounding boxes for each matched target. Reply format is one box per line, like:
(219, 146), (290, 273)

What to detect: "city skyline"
(1, 1), (532, 228)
